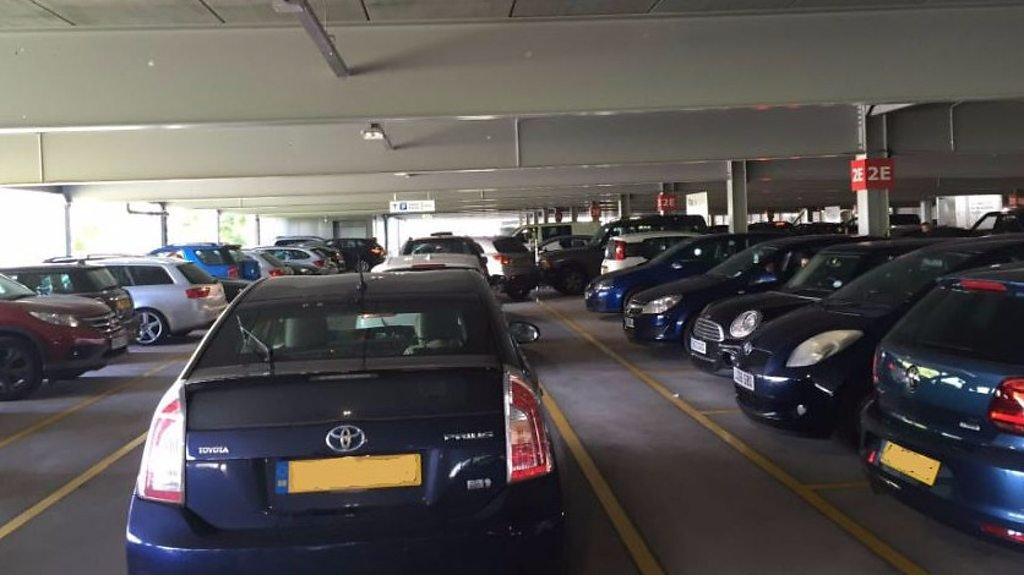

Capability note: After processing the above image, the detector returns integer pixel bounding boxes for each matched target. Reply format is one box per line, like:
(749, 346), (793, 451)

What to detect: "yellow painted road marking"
(806, 481), (872, 492)
(699, 408), (742, 416)
(538, 300), (925, 575)
(541, 387), (664, 575)
(0, 356), (185, 452)
(0, 432), (147, 542)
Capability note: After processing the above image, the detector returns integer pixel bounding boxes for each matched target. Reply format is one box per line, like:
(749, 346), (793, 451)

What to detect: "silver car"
(242, 250), (293, 279)
(251, 246), (340, 274)
(93, 257), (228, 345)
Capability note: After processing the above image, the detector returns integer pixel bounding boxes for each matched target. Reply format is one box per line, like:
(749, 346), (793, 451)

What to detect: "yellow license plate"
(880, 441), (941, 486)
(278, 454), (422, 494)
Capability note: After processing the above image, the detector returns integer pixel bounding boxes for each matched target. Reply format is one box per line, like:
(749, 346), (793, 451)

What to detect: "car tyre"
(0, 336), (43, 401)
(505, 285), (532, 302)
(556, 267), (588, 295)
(136, 309), (169, 346)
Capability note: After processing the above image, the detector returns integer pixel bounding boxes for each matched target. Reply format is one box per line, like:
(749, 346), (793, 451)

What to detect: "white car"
(242, 250), (293, 278)
(92, 257), (228, 345)
(374, 253), (486, 275)
(601, 231), (700, 274)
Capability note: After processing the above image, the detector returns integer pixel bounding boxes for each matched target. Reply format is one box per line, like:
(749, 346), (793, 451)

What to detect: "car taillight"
(269, 268), (285, 277)
(313, 259), (325, 268)
(872, 350), (881, 385)
(371, 246), (384, 256)
(989, 378), (1024, 434)
(492, 254), (511, 266)
(505, 372), (553, 483)
(614, 240), (627, 260)
(138, 388), (185, 504)
(227, 265), (239, 279)
(980, 522), (1024, 544)
(960, 279), (1007, 293)
(185, 286), (211, 299)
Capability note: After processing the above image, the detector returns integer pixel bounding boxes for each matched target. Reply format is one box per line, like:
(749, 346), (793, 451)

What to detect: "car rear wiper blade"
(237, 317), (275, 374)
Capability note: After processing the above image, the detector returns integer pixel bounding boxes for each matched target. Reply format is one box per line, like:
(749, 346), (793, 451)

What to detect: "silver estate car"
(251, 246), (340, 274)
(95, 257), (228, 345)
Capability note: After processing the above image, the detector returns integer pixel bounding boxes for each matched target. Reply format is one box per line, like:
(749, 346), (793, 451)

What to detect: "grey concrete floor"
(0, 293), (1023, 573)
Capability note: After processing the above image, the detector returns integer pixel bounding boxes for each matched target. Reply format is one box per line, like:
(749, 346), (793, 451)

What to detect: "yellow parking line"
(0, 356), (185, 452)
(537, 300), (925, 575)
(541, 387), (665, 575)
(699, 408), (742, 416)
(805, 481), (872, 492)
(0, 432), (147, 542)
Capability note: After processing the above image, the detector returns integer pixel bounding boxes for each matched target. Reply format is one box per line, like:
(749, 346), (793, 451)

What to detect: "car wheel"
(505, 285), (531, 302)
(0, 336), (43, 401)
(557, 268), (588, 295)
(136, 309), (168, 346)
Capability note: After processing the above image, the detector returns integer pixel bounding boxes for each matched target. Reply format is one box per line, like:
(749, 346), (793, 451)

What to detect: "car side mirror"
(509, 321), (541, 344)
(671, 261), (686, 270)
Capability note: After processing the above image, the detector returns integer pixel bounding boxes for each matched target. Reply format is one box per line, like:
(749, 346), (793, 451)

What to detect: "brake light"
(313, 259), (325, 268)
(492, 254), (511, 266)
(371, 246), (384, 256)
(137, 388), (185, 504)
(989, 378), (1024, 434)
(227, 265), (239, 279)
(269, 268), (285, 277)
(505, 372), (553, 483)
(960, 279), (1007, 293)
(980, 522), (1024, 544)
(614, 240), (627, 260)
(185, 286), (211, 299)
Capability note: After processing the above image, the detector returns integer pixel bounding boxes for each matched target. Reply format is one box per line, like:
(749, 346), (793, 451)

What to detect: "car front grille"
(84, 312), (122, 337)
(693, 317), (725, 342)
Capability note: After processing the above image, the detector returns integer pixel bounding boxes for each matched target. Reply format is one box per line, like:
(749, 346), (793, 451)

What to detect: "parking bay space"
(1, 297), (1023, 573)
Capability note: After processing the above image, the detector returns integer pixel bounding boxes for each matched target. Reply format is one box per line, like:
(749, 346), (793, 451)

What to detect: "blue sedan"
(862, 265), (1024, 547)
(584, 233), (779, 313)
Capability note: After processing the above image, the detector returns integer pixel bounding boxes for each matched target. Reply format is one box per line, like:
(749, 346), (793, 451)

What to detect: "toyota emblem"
(325, 425), (366, 453)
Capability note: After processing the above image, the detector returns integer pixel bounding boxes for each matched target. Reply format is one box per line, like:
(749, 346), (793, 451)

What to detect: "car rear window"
(256, 252), (286, 268)
(828, 250), (973, 307)
(492, 237), (529, 253)
(888, 284), (1024, 364)
(403, 238), (474, 255)
(129, 266), (174, 286)
(193, 297), (496, 372)
(177, 263), (216, 285)
(194, 248), (236, 266)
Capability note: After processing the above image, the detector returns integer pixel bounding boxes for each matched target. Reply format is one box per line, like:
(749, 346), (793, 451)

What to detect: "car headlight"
(729, 310), (762, 339)
(641, 295), (681, 314)
(29, 311), (80, 328)
(786, 330), (863, 368)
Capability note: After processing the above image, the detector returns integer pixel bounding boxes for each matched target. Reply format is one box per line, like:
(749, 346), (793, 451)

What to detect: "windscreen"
(708, 245), (780, 279)
(404, 238), (474, 255)
(194, 247), (237, 266)
(784, 252), (866, 294)
(888, 284), (1024, 364)
(193, 297), (497, 373)
(828, 250), (972, 307)
(0, 275), (35, 301)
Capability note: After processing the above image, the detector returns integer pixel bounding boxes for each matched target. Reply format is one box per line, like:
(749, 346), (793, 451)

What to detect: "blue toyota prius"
(126, 270), (563, 573)
(862, 265), (1024, 547)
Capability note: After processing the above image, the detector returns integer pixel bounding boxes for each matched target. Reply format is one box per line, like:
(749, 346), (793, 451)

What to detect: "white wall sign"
(389, 199), (436, 214)
(685, 192), (709, 223)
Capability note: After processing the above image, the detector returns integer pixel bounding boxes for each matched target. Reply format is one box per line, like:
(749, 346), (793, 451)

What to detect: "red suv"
(0, 274), (115, 400)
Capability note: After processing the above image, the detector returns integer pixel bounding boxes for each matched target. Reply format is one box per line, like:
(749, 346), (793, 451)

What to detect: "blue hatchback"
(125, 271), (563, 573)
(150, 243), (243, 280)
(584, 233), (779, 313)
(862, 265), (1024, 547)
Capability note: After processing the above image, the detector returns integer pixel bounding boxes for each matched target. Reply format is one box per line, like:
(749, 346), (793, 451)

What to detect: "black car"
(689, 238), (941, 373)
(731, 235), (1024, 439)
(538, 214), (707, 295)
(326, 237), (387, 272)
(0, 263), (136, 352)
(125, 269), (563, 573)
(971, 208), (1024, 234)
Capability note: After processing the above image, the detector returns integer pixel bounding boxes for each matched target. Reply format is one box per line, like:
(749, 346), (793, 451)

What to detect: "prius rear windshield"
(193, 297), (496, 372)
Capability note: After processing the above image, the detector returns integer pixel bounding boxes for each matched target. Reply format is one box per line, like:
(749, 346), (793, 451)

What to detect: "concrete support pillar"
(216, 209), (222, 243)
(920, 199), (935, 224)
(857, 189), (890, 237)
(158, 202), (169, 246)
(542, 209), (550, 224)
(255, 214), (262, 245)
(570, 205), (579, 222)
(618, 194), (632, 219)
(727, 160), (749, 233)
(62, 190), (72, 257)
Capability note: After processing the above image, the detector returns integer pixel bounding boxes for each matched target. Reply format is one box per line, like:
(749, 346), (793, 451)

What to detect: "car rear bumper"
(861, 400), (1024, 545)
(126, 498), (564, 574)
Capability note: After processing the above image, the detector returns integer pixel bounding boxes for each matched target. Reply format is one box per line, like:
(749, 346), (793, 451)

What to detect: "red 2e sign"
(850, 158), (894, 191)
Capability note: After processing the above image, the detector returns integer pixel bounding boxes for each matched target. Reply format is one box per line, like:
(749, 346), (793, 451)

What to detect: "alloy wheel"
(137, 311), (165, 345)
(0, 346), (34, 395)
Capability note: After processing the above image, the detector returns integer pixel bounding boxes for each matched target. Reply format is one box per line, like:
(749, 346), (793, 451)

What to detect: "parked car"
(688, 238), (941, 373)
(540, 214), (708, 295)
(274, 235), (327, 246)
(224, 246), (261, 281)
(511, 222), (600, 251)
(473, 236), (540, 301)
(538, 234), (590, 254)
(793, 222), (849, 235)
(861, 265), (1024, 547)
(125, 270), (562, 573)
(219, 278), (253, 303)
(251, 246), (340, 275)
(374, 253), (487, 276)
(305, 244), (348, 272)
(731, 235), (1024, 439)
(626, 235), (857, 345)
(601, 231), (699, 274)
(242, 250), (293, 278)
(149, 243), (242, 280)
(401, 235), (488, 271)
(971, 208), (1024, 234)
(0, 274), (117, 400)
(585, 232), (777, 313)
(97, 257), (228, 345)
(0, 263), (136, 351)
(326, 237), (387, 271)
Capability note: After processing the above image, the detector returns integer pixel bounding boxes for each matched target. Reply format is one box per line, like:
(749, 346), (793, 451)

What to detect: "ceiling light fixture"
(362, 123), (393, 150)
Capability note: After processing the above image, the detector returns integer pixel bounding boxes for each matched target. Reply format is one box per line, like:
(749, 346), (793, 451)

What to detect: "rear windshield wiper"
(237, 317), (275, 374)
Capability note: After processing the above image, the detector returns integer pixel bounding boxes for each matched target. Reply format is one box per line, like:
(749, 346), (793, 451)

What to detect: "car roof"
(245, 269), (487, 303)
(252, 245), (314, 252)
(816, 238), (941, 254)
(611, 231), (700, 242)
(917, 233), (1024, 254)
(0, 263), (107, 271)
(945, 262), (1024, 287)
(154, 243), (227, 250)
(407, 235), (475, 242)
(88, 256), (183, 266)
